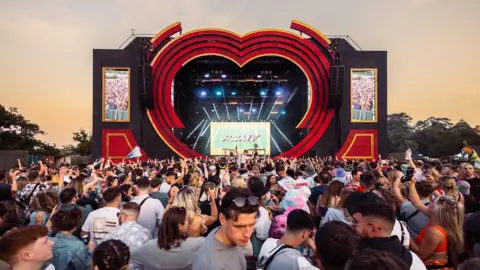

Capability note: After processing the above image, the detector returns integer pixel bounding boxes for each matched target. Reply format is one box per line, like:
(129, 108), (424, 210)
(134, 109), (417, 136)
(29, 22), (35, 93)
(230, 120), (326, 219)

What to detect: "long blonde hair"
(189, 171), (203, 189)
(172, 187), (201, 221)
(432, 196), (464, 265)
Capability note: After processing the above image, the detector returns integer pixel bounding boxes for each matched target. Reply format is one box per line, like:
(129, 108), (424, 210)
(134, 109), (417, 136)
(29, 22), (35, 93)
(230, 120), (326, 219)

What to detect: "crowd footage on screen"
(1, 153), (480, 270)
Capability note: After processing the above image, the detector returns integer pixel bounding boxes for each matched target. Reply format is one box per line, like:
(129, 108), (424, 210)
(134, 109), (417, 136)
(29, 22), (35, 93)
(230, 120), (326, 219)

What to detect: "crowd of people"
(104, 71), (129, 113)
(351, 72), (375, 113)
(0, 152), (480, 270)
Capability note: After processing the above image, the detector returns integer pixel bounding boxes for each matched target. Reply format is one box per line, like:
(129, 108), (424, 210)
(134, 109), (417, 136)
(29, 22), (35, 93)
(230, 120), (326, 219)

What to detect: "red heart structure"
(147, 21), (335, 158)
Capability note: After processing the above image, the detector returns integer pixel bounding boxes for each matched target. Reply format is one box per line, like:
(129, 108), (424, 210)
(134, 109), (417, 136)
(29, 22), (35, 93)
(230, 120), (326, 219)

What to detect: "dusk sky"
(0, 0), (479, 146)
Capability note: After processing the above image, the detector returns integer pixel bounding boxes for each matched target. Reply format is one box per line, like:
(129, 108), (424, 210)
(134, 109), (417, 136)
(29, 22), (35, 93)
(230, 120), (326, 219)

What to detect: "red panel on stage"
(101, 129), (146, 162)
(336, 130), (378, 160)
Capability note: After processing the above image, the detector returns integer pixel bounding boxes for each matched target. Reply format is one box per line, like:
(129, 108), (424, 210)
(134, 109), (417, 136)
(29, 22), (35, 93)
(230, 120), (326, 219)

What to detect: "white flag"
(127, 146), (142, 159)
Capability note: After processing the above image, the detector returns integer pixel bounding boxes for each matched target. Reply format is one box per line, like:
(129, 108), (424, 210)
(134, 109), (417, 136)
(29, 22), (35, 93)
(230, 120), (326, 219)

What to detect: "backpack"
(256, 244), (293, 270)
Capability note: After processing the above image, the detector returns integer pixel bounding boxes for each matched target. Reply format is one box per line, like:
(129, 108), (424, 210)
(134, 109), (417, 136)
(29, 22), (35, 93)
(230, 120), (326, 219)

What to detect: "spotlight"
(231, 92), (236, 96)
(252, 108), (257, 112)
(221, 74), (227, 79)
(204, 73), (210, 78)
(215, 91), (222, 96)
(260, 91), (266, 96)
(281, 110), (286, 115)
(257, 75), (262, 78)
(275, 91), (281, 96)
(200, 91), (207, 97)
(212, 109), (215, 112)
(240, 109), (244, 112)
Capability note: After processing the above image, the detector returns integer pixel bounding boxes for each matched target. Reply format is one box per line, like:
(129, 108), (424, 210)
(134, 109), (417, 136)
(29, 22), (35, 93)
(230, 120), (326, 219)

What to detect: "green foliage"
(387, 113), (480, 157)
(62, 129), (93, 156)
(0, 105), (55, 155)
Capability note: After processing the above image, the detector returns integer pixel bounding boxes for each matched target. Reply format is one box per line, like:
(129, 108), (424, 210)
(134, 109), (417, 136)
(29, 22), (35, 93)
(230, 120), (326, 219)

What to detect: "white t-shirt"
(255, 207), (272, 240)
(410, 251), (427, 270)
(159, 182), (171, 193)
(82, 207), (119, 246)
(295, 178), (310, 189)
(392, 219), (410, 248)
(131, 195), (165, 235)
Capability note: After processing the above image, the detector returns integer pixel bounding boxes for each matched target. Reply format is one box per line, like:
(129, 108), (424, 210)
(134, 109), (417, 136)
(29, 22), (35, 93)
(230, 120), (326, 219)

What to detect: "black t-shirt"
(466, 177), (480, 201)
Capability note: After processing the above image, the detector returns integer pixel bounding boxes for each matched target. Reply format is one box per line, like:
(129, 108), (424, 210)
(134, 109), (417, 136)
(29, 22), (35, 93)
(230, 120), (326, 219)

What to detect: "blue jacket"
(49, 233), (90, 270)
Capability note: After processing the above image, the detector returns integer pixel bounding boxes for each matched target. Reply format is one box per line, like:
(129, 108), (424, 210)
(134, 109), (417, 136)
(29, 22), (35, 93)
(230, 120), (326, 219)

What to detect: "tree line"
(387, 113), (480, 157)
(0, 105), (92, 157)
(1, 104), (479, 158)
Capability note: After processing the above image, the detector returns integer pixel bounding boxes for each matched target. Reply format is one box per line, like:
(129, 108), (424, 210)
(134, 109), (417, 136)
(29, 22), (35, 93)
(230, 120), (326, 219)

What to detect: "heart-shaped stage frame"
(147, 21), (334, 158)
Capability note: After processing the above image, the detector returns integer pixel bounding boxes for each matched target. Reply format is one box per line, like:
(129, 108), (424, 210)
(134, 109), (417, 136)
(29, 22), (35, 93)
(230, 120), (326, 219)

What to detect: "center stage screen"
(210, 122), (270, 156)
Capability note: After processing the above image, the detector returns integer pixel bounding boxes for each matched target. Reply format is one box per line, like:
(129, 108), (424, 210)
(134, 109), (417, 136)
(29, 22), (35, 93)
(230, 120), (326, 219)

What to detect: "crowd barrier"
(352, 109), (375, 121)
(105, 109), (128, 121)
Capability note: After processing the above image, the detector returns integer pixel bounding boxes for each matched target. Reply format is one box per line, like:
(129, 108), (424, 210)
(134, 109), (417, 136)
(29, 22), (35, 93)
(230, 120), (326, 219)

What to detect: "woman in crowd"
(409, 177), (465, 269)
(28, 190), (58, 226)
(265, 175), (280, 197)
(130, 207), (205, 270)
(118, 184), (133, 206)
(92, 239), (130, 270)
(169, 186), (218, 237)
(438, 176), (464, 203)
(316, 180), (344, 217)
(319, 188), (353, 226)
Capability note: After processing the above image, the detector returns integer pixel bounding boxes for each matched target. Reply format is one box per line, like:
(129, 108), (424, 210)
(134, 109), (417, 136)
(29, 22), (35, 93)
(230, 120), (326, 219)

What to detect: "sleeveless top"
(417, 223), (448, 252)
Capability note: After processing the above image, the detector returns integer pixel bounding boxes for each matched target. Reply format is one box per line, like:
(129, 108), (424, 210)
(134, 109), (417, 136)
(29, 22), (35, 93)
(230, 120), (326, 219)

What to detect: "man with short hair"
(345, 169), (362, 192)
(192, 188), (259, 270)
(159, 172), (176, 193)
(104, 202), (152, 270)
(0, 225), (54, 270)
(359, 172), (376, 192)
(257, 209), (318, 270)
(149, 178), (169, 208)
(59, 187), (91, 227)
(131, 177), (164, 235)
(81, 187), (121, 246)
(351, 202), (426, 270)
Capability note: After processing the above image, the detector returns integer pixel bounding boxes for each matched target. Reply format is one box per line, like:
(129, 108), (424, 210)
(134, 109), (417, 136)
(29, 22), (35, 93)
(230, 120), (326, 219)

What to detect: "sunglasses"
(232, 196), (258, 207)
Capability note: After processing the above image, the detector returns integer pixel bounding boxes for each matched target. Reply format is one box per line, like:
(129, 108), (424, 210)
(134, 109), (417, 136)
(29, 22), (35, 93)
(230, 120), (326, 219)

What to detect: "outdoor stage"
(92, 21), (387, 160)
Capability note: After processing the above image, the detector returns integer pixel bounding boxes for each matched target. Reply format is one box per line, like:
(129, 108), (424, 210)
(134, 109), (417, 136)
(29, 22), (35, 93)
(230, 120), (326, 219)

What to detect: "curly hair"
(29, 190), (58, 213)
(93, 239), (130, 270)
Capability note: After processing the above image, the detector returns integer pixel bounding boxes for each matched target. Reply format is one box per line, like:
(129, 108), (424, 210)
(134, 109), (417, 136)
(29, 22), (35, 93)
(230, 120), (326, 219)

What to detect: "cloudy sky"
(0, 0), (479, 146)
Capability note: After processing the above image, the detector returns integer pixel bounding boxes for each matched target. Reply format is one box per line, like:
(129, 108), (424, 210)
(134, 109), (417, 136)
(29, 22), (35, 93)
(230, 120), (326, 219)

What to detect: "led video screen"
(210, 122), (270, 156)
(103, 67), (130, 122)
(351, 68), (377, 122)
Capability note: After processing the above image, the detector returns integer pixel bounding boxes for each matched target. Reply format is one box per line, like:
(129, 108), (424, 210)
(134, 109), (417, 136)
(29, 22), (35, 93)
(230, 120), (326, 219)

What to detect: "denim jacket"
(49, 233), (90, 270)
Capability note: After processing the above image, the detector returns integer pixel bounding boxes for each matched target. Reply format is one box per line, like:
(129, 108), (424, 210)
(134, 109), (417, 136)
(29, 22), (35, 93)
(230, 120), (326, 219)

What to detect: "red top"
(417, 223), (448, 252)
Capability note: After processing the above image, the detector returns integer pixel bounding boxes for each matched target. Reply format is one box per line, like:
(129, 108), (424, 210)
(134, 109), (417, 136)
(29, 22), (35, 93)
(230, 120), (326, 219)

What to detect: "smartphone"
(404, 167), (415, 182)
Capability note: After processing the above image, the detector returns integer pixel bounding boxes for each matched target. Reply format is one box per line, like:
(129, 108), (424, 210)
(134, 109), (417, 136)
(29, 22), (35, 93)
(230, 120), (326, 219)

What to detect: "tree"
(387, 113), (480, 158)
(410, 117), (454, 155)
(0, 105), (45, 150)
(387, 113), (417, 153)
(62, 129), (93, 156)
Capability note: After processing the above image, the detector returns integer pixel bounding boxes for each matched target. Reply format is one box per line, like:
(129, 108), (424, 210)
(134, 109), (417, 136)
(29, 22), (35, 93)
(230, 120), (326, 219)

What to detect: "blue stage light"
(252, 108), (257, 112)
(281, 110), (286, 115)
(275, 91), (281, 96)
(239, 109), (244, 112)
(200, 91), (207, 96)
(231, 92), (236, 96)
(215, 91), (222, 96)
(204, 73), (210, 78)
(260, 91), (266, 96)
